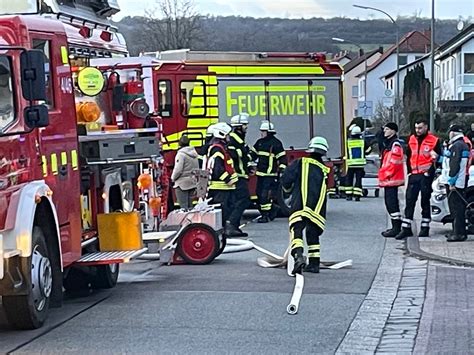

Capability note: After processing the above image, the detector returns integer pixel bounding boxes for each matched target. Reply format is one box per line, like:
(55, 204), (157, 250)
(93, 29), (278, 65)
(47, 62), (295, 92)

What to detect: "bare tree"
(144, 0), (201, 51)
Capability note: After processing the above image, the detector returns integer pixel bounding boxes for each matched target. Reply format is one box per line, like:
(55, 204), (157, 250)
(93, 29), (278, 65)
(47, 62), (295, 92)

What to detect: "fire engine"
(0, 1), (227, 330)
(94, 50), (347, 215)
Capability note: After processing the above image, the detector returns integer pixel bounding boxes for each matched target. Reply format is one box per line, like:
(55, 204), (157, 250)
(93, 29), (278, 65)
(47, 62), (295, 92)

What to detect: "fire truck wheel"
(276, 184), (291, 217)
(374, 189), (380, 198)
(176, 223), (219, 264)
(3, 227), (52, 329)
(91, 264), (120, 289)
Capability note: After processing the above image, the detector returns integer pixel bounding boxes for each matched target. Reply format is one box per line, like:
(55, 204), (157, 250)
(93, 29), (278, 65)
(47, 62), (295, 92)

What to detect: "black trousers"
(384, 186), (401, 220)
(447, 187), (466, 236)
(290, 218), (323, 260)
(256, 176), (278, 214)
(208, 189), (231, 227)
(346, 167), (364, 196)
(228, 178), (250, 228)
(403, 174), (433, 228)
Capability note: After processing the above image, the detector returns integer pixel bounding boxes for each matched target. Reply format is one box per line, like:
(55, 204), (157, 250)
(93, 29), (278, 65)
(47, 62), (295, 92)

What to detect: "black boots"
(224, 221), (248, 237)
(304, 257), (320, 273)
(446, 234), (467, 242)
(395, 227), (414, 240)
(354, 196), (360, 202)
(382, 219), (402, 238)
(258, 214), (269, 223)
(292, 249), (306, 275)
(418, 227), (430, 238)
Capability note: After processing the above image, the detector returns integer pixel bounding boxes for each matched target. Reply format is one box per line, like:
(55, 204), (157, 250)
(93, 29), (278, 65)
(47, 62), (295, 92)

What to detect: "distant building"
(435, 24), (474, 114)
(342, 48), (383, 127)
(357, 30), (432, 116)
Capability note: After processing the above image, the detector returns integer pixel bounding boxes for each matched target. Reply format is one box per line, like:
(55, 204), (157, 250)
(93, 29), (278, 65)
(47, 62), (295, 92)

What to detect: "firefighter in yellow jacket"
(281, 136), (330, 274)
(345, 125), (371, 201)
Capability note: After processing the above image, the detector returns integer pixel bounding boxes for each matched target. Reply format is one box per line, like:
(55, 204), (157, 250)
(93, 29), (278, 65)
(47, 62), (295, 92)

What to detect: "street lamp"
(430, 0), (435, 130)
(353, 4), (400, 126)
(332, 37), (368, 119)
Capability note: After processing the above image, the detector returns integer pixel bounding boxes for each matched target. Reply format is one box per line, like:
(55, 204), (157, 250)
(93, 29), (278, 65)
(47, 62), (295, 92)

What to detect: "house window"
(442, 63), (446, 81)
(399, 55), (408, 66)
(451, 58), (455, 78)
(447, 61), (451, 80)
(351, 85), (358, 98)
(464, 54), (474, 73)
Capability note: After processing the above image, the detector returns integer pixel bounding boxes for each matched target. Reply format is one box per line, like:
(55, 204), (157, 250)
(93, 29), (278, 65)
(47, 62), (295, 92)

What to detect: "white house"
(357, 31), (432, 116)
(342, 48), (383, 126)
(435, 24), (474, 113)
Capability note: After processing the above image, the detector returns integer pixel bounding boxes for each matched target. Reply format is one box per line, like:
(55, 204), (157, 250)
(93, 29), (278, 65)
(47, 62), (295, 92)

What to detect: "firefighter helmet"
(307, 136), (329, 155)
(206, 124), (217, 137)
(230, 113), (250, 127)
(212, 122), (232, 139)
(260, 120), (275, 133)
(350, 125), (362, 135)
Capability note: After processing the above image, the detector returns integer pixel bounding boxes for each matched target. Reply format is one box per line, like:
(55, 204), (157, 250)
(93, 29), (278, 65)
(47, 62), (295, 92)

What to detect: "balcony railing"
(457, 73), (474, 86)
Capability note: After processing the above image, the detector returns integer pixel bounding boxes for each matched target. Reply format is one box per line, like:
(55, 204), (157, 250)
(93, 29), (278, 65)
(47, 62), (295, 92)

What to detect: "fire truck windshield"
(0, 56), (15, 134)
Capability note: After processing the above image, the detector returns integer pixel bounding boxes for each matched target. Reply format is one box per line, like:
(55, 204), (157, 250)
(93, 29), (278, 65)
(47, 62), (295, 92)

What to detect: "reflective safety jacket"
(346, 138), (367, 168)
(228, 131), (252, 179)
(251, 134), (287, 177)
(379, 135), (405, 187)
(463, 136), (473, 174)
(407, 133), (440, 175)
(280, 156), (330, 231)
(206, 139), (238, 190)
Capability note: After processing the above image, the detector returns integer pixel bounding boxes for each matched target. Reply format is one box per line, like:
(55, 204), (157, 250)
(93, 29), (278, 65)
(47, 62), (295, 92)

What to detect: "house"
(435, 24), (474, 113)
(342, 48), (383, 126)
(357, 30), (432, 117)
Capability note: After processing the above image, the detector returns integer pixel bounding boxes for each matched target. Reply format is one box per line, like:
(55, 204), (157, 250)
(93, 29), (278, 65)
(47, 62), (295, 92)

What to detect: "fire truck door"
(32, 35), (81, 263)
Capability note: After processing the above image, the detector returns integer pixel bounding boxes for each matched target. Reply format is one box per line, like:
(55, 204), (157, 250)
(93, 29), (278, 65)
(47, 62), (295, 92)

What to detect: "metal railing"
(457, 73), (474, 86)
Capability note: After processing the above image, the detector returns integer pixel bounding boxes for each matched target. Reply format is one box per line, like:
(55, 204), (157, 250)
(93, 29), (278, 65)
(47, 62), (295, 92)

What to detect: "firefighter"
(442, 124), (469, 242)
(396, 118), (442, 240)
(198, 124), (217, 168)
(251, 120), (287, 223)
(345, 125), (369, 201)
(281, 136), (330, 274)
(206, 122), (238, 232)
(226, 113), (252, 237)
(378, 122), (405, 238)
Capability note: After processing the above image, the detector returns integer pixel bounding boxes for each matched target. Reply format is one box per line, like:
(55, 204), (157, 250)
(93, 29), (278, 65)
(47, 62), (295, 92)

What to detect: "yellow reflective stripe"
(267, 154), (274, 175)
(257, 151), (271, 156)
(291, 239), (304, 249)
(256, 171), (278, 177)
(60, 46), (69, 65)
(302, 159), (308, 208)
(41, 155), (48, 177)
(209, 181), (235, 190)
(261, 203), (272, 211)
(219, 172), (229, 180)
(230, 132), (244, 144)
(308, 252), (321, 258)
(50, 153), (58, 175)
(61, 152), (67, 165)
(211, 152), (225, 160)
(315, 178), (327, 215)
(209, 66), (325, 75)
(71, 150), (78, 170)
(276, 151), (286, 159)
(308, 244), (320, 251)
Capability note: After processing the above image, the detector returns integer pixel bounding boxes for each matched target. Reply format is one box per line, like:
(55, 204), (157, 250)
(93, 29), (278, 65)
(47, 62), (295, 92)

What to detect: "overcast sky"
(115, 0), (473, 20)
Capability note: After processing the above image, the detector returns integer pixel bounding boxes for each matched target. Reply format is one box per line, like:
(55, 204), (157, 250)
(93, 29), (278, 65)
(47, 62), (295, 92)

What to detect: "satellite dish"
(457, 20), (465, 31)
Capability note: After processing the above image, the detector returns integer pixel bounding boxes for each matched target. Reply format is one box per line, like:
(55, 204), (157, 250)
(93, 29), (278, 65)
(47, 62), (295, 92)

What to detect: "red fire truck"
(0, 1), (164, 329)
(96, 51), (347, 215)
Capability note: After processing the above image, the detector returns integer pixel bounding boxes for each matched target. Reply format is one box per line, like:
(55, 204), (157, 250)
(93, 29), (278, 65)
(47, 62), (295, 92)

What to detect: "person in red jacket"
(378, 122), (405, 238)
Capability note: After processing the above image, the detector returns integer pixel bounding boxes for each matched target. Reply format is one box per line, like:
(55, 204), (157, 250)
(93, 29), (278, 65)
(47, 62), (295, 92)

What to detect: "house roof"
(343, 48), (383, 73)
(363, 30), (432, 75)
(436, 24), (474, 60)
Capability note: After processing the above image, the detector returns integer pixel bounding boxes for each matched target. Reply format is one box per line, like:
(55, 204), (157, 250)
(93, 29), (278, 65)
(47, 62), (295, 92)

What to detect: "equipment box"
(97, 212), (143, 251)
(80, 136), (158, 162)
(160, 209), (222, 231)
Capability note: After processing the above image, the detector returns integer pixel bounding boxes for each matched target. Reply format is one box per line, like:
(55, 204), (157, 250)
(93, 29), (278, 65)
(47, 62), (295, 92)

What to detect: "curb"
(406, 234), (474, 268)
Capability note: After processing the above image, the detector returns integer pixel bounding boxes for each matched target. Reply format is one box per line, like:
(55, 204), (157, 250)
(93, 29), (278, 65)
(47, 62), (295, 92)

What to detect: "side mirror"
(20, 50), (46, 101)
(24, 105), (49, 128)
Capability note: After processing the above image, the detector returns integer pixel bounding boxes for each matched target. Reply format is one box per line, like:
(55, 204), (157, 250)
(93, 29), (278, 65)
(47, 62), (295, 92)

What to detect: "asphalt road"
(2, 197), (387, 354)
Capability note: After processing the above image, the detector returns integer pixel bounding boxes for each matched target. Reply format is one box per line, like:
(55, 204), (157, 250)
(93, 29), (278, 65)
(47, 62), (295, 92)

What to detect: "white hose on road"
(287, 273), (304, 315)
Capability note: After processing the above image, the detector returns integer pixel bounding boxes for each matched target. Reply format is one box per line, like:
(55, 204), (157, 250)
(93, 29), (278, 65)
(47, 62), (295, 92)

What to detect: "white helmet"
(260, 120), (275, 133)
(212, 122), (232, 139)
(206, 124), (216, 137)
(230, 113), (250, 127)
(307, 136), (329, 155)
(351, 125), (362, 135)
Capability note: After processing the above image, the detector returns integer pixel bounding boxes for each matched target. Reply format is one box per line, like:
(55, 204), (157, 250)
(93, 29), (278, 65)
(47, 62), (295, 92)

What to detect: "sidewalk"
(407, 219), (474, 267)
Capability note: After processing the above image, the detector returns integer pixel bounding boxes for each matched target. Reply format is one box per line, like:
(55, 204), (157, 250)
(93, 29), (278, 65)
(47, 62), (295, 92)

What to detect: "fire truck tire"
(276, 184), (291, 217)
(91, 264), (120, 289)
(176, 223), (219, 264)
(3, 227), (52, 329)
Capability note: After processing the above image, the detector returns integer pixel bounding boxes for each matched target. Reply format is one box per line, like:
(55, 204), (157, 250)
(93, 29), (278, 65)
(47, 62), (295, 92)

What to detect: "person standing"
(206, 122), (238, 232)
(396, 117), (442, 240)
(226, 113), (252, 237)
(378, 123), (405, 238)
(251, 120), (287, 223)
(281, 136), (330, 274)
(441, 124), (469, 242)
(345, 125), (368, 201)
(171, 135), (199, 210)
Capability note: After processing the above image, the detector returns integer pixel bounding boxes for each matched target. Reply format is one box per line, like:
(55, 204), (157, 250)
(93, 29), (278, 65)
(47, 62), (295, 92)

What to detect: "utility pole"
(430, 0), (436, 130)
